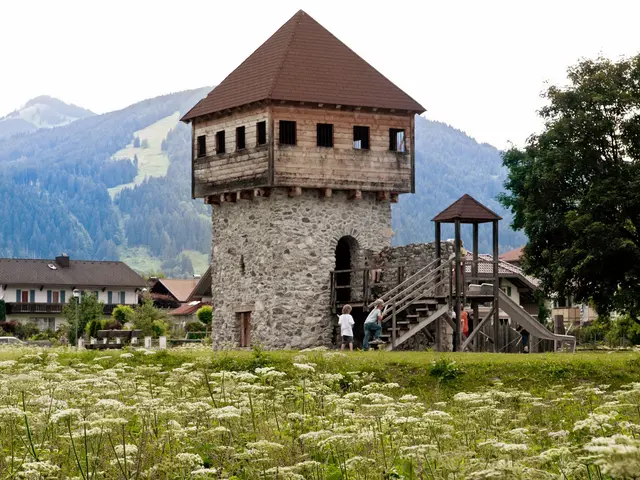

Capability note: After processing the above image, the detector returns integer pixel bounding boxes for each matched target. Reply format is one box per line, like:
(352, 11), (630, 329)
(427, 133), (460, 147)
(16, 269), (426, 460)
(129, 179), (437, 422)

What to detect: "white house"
(0, 254), (146, 331)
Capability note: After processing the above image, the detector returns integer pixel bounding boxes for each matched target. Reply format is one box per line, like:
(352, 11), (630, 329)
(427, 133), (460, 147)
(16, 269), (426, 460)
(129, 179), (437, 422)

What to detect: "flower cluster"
(0, 348), (639, 478)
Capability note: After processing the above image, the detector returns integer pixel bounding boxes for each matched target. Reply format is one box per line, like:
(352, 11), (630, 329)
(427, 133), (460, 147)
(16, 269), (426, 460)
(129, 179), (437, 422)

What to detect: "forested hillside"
(0, 89), (525, 277)
(392, 117), (526, 252)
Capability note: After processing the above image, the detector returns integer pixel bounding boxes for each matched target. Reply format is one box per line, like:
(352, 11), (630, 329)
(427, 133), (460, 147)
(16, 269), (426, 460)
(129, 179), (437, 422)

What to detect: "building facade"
(182, 10), (425, 348)
(0, 255), (145, 331)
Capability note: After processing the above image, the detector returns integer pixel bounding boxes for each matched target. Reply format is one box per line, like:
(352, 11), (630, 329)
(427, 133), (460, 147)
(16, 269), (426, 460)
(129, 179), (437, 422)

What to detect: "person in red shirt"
(460, 310), (469, 339)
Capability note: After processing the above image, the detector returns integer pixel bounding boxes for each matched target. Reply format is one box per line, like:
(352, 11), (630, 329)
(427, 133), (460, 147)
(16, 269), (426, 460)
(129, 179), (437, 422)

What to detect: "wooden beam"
(239, 190), (254, 201)
(390, 193), (399, 203)
(254, 188), (271, 198)
(204, 195), (222, 206)
(320, 188), (332, 198)
(349, 189), (362, 200)
(289, 186), (302, 197)
(377, 191), (390, 201)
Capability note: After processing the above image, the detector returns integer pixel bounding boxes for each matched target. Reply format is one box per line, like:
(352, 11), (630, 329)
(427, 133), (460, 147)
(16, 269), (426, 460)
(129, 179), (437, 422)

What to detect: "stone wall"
(210, 188), (392, 349)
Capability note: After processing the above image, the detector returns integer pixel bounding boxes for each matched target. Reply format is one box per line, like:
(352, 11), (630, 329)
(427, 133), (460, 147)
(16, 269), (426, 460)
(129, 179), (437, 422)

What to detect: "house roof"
(181, 10), (425, 121)
(152, 279), (198, 303)
(187, 266), (211, 302)
(0, 258), (145, 288)
(500, 246), (524, 263)
(170, 301), (202, 316)
(432, 194), (502, 224)
(464, 252), (538, 290)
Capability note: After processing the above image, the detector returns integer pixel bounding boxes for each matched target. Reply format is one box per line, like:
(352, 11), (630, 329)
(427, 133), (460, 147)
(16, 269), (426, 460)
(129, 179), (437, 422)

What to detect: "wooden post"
(435, 221), (442, 352)
(454, 219), (461, 352)
(492, 220), (500, 353)
(472, 222), (479, 347)
(392, 300), (397, 349)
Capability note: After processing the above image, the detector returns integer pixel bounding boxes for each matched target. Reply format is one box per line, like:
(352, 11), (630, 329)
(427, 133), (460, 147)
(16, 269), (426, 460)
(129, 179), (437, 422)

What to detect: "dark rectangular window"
(216, 131), (225, 154)
(279, 120), (296, 145)
(197, 135), (206, 157)
(21, 291), (28, 302)
(257, 121), (267, 145)
(236, 126), (246, 150)
(353, 126), (370, 150)
(316, 123), (333, 147)
(389, 128), (406, 152)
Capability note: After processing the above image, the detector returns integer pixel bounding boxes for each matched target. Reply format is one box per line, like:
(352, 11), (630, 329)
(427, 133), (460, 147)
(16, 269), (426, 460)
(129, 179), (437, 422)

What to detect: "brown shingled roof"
(182, 10), (425, 121)
(432, 194), (502, 223)
(153, 279), (198, 303)
(0, 258), (145, 287)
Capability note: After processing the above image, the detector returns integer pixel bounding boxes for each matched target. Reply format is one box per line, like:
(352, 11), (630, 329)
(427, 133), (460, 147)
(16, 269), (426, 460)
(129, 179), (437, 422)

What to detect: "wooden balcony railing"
(7, 303), (133, 316)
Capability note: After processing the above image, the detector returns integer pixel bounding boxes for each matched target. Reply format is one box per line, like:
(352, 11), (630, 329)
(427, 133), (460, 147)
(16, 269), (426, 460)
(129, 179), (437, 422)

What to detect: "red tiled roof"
(169, 301), (202, 316)
(182, 10), (425, 121)
(500, 246), (524, 263)
(432, 194), (502, 223)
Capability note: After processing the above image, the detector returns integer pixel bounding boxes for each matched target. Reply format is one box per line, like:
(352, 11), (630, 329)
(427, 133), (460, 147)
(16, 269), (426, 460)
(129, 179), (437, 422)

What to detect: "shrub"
(14, 322), (40, 340)
(133, 297), (170, 337)
(86, 319), (104, 339)
(104, 319), (123, 330)
(151, 319), (169, 337)
(185, 321), (206, 333)
(196, 306), (212, 326)
(0, 299), (5, 322)
(112, 305), (135, 324)
(0, 321), (17, 335)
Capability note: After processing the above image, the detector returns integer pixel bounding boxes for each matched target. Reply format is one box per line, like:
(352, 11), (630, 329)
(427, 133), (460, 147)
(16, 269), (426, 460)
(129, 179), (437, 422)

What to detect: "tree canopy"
(500, 54), (640, 319)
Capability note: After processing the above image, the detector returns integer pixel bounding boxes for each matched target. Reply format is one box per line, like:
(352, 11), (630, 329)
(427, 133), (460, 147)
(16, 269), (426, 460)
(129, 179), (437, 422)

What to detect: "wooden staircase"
(366, 259), (453, 350)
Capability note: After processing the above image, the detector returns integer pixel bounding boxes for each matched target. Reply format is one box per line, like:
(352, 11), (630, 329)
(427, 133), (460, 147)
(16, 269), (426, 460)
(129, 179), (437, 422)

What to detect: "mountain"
(0, 95), (95, 138)
(392, 117), (526, 252)
(0, 89), (525, 277)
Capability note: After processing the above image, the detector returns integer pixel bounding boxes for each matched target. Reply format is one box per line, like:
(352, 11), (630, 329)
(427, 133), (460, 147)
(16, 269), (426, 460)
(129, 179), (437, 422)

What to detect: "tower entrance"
(335, 236), (358, 303)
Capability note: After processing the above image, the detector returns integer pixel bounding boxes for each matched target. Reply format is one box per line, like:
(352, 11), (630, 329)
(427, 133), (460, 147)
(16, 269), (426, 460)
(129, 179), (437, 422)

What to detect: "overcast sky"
(1, 0), (639, 148)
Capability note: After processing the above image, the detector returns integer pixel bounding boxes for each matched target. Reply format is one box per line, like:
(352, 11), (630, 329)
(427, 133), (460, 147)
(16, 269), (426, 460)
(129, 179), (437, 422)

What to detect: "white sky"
(1, 0), (639, 149)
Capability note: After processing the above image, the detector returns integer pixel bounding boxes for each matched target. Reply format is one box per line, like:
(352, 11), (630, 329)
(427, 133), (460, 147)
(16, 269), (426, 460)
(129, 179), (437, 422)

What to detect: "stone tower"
(181, 10), (425, 349)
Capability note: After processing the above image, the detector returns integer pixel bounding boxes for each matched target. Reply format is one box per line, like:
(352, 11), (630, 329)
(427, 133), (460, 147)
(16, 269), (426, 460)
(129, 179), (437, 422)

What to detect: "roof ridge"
(267, 10), (303, 100)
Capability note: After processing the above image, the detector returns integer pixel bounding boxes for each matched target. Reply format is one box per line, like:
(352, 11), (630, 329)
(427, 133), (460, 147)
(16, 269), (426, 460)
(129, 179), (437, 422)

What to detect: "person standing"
(338, 304), (355, 351)
(363, 299), (385, 351)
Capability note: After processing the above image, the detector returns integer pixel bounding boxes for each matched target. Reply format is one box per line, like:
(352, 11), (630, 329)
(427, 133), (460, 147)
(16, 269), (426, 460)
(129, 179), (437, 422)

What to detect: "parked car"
(0, 336), (24, 345)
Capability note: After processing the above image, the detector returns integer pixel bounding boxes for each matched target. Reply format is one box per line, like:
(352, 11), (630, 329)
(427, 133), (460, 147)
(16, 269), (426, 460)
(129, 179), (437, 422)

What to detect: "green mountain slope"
(0, 89), (524, 277)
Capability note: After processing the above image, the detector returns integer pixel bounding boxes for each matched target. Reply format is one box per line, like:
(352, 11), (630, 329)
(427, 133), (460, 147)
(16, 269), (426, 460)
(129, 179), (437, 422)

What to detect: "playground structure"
(330, 195), (576, 352)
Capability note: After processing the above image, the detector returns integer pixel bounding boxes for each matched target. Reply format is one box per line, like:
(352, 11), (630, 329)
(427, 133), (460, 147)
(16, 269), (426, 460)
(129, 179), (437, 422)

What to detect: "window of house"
(52, 291), (59, 303)
(236, 126), (246, 150)
(279, 120), (296, 145)
(216, 131), (226, 154)
(507, 286), (512, 297)
(60, 291), (65, 304)
(120, 291), (126, 304)
(257, 121), (267, 145)
(108, 291), (113, 304)
(389, 128), (406, 152)
(317, 123), (333, 147)
(353, 126), (370, 150)
(237, 311), (251, 347)
(197, 135), (206, 157)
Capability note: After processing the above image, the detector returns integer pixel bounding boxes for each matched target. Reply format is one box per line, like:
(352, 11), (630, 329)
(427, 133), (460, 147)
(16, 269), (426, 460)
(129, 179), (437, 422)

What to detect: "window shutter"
(30, 290), (35, 303)
(47, 290), (52, 303)
(16, 290), (21, 302)
(120, 291), (125, 304)
(61, 291), (66, 304)
(108, 291), (113, 304)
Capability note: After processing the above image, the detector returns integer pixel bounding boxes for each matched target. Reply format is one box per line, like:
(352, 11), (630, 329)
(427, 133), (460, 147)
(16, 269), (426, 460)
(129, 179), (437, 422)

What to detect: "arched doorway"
(335, 236), (358, 303)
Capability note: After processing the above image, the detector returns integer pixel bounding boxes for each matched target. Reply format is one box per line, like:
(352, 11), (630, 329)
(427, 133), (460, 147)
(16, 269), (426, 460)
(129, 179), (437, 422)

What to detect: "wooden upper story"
(182, 10), (425, 201)
(191, 104), (415, 198)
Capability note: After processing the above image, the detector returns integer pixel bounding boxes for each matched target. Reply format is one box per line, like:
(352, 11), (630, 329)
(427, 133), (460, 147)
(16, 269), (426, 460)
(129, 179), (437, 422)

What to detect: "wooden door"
(239, 312), (251, 347)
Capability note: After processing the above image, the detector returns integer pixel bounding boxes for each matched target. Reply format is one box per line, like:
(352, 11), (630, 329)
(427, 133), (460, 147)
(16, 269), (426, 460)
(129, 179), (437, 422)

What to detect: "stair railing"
(367, 259), (439, 308)
(374, 260), (452, 323)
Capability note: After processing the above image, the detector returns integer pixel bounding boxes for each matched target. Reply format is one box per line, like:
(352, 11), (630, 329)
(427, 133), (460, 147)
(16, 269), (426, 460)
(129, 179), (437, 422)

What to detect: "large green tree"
(501, 55), (640, 321)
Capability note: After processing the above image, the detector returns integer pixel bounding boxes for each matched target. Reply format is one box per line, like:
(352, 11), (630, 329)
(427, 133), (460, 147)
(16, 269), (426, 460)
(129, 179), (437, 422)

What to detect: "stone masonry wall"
(210, 188), (392, 349)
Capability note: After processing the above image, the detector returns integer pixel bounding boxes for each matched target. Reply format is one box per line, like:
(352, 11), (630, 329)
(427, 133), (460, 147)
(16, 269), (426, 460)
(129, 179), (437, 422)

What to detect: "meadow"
(1, 347), (640, 479)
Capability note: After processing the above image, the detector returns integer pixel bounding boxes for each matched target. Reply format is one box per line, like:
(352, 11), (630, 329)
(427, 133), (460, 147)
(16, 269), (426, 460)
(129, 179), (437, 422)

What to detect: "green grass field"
(107, 111), (180, 199)
(2, 348), (639, 478)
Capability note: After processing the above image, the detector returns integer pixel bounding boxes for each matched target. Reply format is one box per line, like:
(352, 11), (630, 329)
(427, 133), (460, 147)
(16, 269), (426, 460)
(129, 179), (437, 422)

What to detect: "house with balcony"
(0, 254), (146, 331)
